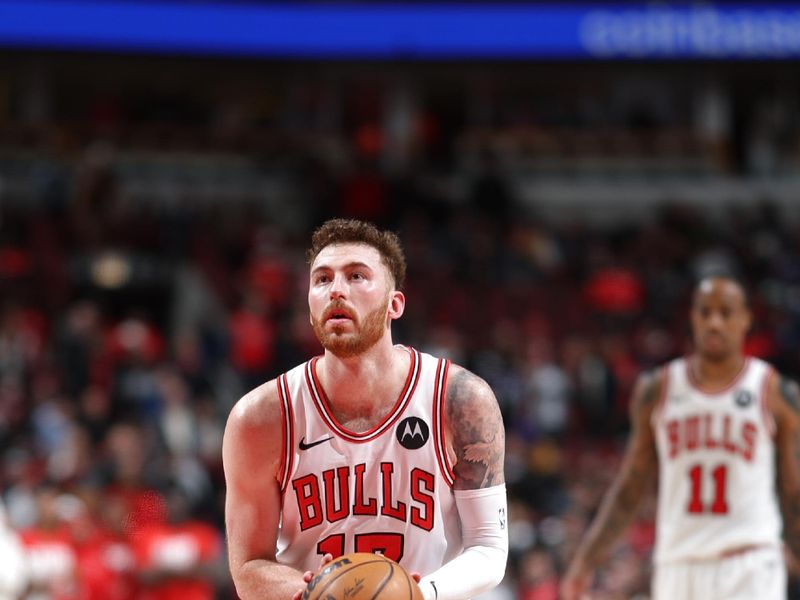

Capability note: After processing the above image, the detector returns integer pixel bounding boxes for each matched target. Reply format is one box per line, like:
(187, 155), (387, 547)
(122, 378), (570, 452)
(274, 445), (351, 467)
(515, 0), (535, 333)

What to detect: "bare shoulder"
(445, 364), (505, 490)
(223, 378), (285, 485)
(445, 364), (498, 412)
(226, 378), (283, 431)
(619, 369), (663, 470)
(629, 368), (664, 425)
(767, 368), (800, 426)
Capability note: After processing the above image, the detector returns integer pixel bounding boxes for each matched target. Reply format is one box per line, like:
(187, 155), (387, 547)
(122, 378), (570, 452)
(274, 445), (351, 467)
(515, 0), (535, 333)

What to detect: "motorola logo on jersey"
(735, 389), (753, 408)
(396, 417), (429, 449)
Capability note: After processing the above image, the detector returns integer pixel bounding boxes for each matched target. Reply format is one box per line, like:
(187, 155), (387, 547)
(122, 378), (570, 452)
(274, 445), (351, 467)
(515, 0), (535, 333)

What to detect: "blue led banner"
(0, 1), (799, 59)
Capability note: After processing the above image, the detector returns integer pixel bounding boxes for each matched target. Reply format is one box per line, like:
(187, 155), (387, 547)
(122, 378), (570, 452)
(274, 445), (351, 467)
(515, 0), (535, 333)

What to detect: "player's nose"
(706, 311), (726, 329)
(329, 273), (348, 299)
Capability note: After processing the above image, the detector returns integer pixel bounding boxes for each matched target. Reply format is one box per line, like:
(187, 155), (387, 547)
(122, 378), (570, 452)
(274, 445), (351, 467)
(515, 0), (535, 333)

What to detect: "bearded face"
(308, 243), (397, 359)
(311, 295), (390, 358)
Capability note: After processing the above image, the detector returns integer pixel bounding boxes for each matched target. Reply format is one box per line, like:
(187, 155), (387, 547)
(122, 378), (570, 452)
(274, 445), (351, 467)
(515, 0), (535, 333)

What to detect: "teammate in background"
(0, 499), (27, 600)
(223, 219), (508, 600)
(561, 275), (800, 600)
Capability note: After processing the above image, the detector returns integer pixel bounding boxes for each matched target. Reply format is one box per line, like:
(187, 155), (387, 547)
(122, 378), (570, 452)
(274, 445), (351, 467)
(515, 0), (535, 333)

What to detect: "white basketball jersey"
(274, 347), (462, 575)
(652, 357), (782, 564)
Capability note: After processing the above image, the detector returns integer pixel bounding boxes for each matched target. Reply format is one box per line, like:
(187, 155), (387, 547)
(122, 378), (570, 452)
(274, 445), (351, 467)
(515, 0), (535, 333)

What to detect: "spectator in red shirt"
(132, 486), (226, 600)
(74, 490), (138, 600)
(19, 485), (78, 600)
(228, 291), (277, 389)
(518, 548), (559, 600)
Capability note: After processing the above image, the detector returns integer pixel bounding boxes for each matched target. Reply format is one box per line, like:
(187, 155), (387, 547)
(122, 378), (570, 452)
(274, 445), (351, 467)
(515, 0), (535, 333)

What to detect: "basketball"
(302, 553), (423, 600)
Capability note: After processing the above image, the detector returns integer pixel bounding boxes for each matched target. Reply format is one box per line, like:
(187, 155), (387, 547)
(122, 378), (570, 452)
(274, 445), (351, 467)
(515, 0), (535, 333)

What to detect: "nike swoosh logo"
(299, 436), (334, 451)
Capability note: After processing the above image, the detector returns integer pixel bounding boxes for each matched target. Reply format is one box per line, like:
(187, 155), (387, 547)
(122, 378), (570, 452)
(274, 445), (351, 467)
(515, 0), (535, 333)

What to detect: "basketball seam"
(309, 559), (394, 600)
(402, 565), (413, 600)
(369, 562), (394, 600)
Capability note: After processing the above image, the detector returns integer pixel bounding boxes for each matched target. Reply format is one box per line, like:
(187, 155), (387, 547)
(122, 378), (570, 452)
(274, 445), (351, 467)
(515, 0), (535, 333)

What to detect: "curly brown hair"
(306, 218), (406, 290)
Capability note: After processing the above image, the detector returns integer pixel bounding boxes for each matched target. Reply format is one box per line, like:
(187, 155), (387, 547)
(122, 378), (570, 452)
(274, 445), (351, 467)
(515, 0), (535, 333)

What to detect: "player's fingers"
(291, 589), (304, 600)
(409, 571), (422, 583)
(303, 554), (333, 584)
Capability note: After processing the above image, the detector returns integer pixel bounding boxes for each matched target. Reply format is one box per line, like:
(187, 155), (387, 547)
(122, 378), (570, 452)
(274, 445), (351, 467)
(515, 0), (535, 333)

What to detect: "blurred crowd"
(2, 59), (800, 599)
(4, 164), (800, 599)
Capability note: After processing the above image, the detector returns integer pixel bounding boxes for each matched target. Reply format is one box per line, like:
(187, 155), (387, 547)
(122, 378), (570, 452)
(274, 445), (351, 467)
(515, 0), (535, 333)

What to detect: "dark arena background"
(2, 2), (800, 599)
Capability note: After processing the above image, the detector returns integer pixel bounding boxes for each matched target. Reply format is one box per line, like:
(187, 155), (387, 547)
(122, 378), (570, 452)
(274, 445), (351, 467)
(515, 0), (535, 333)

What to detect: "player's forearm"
(780, 486), (800, 557)
(231, 558), (306, 600)
(573, 474), (646, 568)
(775, 376), (800, 559)
(419, 544), (506, 600)
(418, 484), (508, 600)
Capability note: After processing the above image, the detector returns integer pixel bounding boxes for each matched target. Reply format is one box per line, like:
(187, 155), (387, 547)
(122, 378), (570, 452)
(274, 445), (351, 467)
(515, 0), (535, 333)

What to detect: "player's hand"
(559, 560), (591, 600)
(302, 554), (334, 585)
(413, 573), (439, 600)
(292, 554), (334, 600)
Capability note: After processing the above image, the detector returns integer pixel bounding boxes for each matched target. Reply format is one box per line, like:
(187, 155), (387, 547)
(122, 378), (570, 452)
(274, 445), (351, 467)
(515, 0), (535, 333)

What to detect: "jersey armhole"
(277, 374), (295, 493)
(432, 358), (455, 488)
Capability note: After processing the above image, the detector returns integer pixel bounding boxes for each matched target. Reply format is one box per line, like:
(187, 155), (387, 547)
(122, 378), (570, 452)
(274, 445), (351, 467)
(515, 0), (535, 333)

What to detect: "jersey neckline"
(684, 355), (751, 396)
(304, 346), (421, 443)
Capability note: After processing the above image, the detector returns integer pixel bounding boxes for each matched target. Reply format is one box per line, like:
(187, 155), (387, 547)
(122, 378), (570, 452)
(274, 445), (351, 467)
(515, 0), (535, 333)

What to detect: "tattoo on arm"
(446, 368), (505, 489)
(777, 376), (800, 557)
(577, 372), (660, 568)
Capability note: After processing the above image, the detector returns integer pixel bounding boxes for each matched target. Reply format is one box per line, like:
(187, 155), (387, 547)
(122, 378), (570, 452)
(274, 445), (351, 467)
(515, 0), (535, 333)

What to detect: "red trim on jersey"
(277, 374), (295, 493)
(432, 359), (449, 486)
(433, 359), (455, 487)
(686, 355), (751, 396)
(304, 347), (421, 443)
(276, 377), (286, 490)
(760, 366), (777, 438)
(652, 364), (670, 425)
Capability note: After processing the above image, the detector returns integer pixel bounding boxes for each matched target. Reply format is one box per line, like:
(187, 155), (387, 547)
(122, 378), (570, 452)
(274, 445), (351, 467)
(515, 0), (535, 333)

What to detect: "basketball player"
(223, 219), (508, 600)
(561, 275), (800, 600)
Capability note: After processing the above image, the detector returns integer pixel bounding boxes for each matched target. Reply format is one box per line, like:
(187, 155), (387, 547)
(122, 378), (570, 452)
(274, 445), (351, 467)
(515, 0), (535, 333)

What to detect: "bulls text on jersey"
(665, 413), (758, 461)
(291, 462), (436, 532)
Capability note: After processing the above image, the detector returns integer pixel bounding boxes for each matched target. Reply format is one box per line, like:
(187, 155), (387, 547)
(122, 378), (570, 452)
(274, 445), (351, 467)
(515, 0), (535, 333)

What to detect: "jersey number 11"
(687, 463), (729, 515)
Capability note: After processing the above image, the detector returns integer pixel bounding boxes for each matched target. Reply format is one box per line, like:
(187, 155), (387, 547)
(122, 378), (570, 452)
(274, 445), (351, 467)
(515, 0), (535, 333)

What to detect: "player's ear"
(388, 291), (405, 321)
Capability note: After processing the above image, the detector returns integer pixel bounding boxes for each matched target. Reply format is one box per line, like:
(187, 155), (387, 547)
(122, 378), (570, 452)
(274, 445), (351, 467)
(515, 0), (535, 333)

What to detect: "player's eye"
(350, 272), (365, 281)
(314, 274), (331, 284)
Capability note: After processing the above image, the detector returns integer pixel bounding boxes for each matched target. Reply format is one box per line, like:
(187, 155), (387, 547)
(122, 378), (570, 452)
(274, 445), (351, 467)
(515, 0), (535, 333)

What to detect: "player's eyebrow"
(311, 261), (374, 275)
